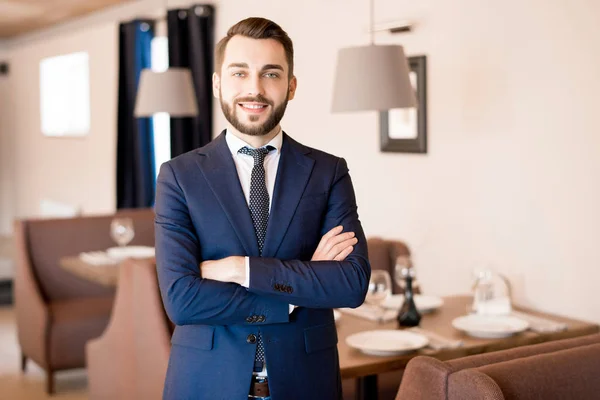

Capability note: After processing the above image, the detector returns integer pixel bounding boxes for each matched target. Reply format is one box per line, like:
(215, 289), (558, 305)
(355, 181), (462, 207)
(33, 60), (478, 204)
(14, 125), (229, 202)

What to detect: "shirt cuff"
(288, 304), (297, 314)
(241, 256), (250, 288)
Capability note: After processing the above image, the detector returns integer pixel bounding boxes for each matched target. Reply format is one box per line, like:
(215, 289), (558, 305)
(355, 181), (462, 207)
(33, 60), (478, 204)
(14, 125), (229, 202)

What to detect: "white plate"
(346, 330), (429, 356)
(452, 314), (529, 339)
(333, 309), (341, 322)
(381, 294), (444, 313)
(106, 246), (155, 260)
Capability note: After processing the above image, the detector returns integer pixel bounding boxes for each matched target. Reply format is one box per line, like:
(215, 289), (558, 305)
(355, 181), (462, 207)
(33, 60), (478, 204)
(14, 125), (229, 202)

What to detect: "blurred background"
(0, 0), (599, 398)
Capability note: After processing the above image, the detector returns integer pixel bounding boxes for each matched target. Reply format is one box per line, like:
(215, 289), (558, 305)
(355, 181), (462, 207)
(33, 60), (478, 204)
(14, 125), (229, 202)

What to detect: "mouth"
(237, 102), (269, 114)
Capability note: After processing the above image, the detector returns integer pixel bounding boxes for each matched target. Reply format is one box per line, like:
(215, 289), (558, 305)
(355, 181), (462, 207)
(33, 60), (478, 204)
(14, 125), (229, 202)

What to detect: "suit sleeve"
(247, 158), (371, 309)
(154, 162), (290, 326)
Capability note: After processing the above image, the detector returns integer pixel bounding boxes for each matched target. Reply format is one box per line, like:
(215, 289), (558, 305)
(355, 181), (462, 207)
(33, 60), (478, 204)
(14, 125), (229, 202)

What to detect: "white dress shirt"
(225, 128), (282, 211)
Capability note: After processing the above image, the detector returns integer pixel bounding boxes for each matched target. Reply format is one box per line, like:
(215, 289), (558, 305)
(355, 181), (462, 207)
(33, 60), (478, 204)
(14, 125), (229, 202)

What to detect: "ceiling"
(0, 0), (136, 39)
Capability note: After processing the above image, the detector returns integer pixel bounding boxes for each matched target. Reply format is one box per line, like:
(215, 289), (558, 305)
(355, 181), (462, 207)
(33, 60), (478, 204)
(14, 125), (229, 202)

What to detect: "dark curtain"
(167, 4), (215, 158)
(116, 20), (156, 209)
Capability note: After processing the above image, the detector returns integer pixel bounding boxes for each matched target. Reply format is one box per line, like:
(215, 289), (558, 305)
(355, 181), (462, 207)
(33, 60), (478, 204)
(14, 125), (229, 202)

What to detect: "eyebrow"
(261, 64), (284, 72)
(226, 63), (284, 72)
(227, 63), (249, 69)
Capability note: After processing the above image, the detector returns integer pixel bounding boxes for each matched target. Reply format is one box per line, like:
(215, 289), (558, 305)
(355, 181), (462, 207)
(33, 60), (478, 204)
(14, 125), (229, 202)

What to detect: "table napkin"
(408, 327), (464, 350)
(338, 304), (397, 322)
(79, 251), (118, 266)
(511, 310), (568, 333)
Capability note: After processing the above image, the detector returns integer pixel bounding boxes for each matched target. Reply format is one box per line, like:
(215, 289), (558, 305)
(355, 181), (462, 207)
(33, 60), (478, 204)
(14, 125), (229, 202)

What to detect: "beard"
(220, 91), (289, 137)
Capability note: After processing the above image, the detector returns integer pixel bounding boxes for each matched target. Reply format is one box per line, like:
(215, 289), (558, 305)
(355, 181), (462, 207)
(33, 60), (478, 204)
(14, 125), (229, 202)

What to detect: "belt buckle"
(249, 376), (270, 399)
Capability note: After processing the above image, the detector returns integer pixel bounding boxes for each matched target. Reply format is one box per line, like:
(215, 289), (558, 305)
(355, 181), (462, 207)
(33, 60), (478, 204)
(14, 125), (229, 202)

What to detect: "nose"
(244, 73), (265, 96)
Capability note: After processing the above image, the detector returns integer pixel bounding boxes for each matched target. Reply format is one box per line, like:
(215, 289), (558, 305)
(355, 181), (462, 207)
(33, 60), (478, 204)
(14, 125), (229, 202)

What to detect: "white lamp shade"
(134, 67), (199, 117)
(331, 45), (417, 112)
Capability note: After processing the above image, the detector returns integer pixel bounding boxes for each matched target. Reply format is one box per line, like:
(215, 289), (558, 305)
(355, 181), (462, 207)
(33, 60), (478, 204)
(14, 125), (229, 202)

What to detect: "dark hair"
(215, 17), (294, 78)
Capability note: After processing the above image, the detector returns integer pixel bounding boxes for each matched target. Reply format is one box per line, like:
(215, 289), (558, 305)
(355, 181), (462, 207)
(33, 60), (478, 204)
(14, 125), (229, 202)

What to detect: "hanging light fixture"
(331, 0), (417, 112)
(134, 68), (198, 117)
(133, 0), (198, 118)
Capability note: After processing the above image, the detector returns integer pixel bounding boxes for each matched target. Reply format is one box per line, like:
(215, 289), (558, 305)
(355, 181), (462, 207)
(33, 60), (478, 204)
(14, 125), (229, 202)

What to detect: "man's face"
(213, 35), (297, 137)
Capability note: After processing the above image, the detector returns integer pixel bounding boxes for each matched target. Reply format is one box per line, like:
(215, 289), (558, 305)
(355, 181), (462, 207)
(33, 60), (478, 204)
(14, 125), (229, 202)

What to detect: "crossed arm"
(155, 158), (370, 327)
(200, 225), (357, 286)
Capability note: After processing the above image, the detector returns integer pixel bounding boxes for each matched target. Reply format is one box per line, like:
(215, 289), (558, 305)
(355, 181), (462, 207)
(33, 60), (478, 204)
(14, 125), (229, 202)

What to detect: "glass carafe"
(470, 269), (512, 315)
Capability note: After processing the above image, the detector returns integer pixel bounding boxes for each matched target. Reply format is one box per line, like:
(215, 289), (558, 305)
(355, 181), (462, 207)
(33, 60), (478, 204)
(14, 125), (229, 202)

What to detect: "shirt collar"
(225, 128), (283, 156)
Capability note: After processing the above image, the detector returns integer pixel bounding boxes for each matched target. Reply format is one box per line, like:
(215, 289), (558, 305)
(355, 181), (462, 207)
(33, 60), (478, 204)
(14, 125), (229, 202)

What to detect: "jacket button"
(247, 334), (257, 344)
(286, 286), (293, 294)
(273, 283), (280, 291)
(257, 315), (265, 322)
(246, 316), (253, 323)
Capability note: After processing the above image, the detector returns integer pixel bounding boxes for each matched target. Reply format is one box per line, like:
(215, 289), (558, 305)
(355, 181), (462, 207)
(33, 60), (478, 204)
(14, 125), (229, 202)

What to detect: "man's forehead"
(223, 35), (288, 70)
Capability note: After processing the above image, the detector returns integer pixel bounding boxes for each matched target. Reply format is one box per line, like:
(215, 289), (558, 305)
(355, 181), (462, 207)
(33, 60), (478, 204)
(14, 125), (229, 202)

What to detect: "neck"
(228, 125), (281, 148)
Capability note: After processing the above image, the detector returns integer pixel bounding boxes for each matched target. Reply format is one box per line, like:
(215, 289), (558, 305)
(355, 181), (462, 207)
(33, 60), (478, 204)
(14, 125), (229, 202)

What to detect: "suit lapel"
(262, 133), (314, 258)
(195, 131), (260, 256)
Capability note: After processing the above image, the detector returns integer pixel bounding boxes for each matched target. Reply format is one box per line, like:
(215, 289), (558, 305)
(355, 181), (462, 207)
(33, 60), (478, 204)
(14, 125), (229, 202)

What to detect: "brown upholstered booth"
(365, 237), (412, 295)
(396, 333), (600, 400)
(14, 208), (154, 394)
(342, 237), (412, 400)
(86, 257), (172, 400)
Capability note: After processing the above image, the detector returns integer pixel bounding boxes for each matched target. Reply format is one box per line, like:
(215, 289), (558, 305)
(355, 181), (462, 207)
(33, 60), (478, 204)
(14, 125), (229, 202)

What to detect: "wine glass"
(365, 270), (392, 323)
(110, 217), (135, 247)
(394, 255), (423, 296)
(393, 255), (412, 294)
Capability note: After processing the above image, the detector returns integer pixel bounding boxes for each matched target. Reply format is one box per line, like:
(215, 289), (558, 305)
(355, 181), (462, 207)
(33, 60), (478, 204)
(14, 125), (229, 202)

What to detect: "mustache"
(234, 94), (273, 106)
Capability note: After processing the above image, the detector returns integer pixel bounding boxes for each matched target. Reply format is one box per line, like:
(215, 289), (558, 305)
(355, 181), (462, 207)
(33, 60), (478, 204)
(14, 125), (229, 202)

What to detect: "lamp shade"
(331, 45), (417, 112)
(134, 67), (198, 117)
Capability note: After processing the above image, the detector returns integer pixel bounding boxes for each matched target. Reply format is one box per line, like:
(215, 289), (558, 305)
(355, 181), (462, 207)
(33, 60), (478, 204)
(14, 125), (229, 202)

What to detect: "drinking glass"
(365, 270), (392, 323)
(393, 255), (413, 294)
(110, 217), (135, 247)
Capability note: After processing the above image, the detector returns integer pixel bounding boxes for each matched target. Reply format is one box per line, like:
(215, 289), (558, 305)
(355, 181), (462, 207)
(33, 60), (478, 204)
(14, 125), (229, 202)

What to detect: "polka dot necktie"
(238, 145), (274, 372)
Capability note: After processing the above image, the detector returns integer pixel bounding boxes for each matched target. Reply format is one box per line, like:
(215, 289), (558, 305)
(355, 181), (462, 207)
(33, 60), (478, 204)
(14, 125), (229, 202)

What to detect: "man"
(155, 17), (370, 400)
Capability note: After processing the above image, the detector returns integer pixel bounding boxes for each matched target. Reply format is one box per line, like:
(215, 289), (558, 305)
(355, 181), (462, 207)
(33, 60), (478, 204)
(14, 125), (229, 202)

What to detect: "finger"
(328, 231), (355, 247)
(327, 237), (358, 258)
(323, 232), (355, 254)
(334, 245), (354, 261)
(322, 225), (344, 241)
(315, 226), (343, 253)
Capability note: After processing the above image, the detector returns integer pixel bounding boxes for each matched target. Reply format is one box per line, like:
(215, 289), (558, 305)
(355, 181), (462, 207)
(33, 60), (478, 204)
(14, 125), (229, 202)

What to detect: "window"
(40, 52), (90, 137)
(151, 36), (171, 178)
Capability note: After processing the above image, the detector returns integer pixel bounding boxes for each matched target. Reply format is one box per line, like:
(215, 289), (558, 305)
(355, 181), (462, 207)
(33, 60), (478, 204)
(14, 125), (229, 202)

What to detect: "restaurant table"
(337, 295), (599, 400)
(59, 257), (599, 400)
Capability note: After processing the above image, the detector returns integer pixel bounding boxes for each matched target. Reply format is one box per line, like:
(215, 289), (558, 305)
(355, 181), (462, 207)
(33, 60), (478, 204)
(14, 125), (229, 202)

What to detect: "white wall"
(2, 0), (600, 323)
(0, 42), (13, 236)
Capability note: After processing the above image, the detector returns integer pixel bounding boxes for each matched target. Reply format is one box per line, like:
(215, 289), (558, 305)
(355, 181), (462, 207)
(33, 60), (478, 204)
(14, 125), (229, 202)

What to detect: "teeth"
(242, 104), (265, 109)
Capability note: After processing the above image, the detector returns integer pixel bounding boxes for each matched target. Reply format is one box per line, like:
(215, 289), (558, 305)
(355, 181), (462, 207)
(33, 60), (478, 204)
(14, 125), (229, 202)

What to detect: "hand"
(200, 256), (246, 285)
(311, 226), (357, 261)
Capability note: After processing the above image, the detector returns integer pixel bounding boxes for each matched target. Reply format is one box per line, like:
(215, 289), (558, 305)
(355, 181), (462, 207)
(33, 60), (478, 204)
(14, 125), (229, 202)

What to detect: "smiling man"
(154, 17), (370, 400)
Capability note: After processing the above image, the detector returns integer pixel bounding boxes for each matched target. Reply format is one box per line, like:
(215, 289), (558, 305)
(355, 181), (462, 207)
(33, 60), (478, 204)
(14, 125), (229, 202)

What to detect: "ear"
(288, 76), (298, 101)
(212, 72), (220, 99)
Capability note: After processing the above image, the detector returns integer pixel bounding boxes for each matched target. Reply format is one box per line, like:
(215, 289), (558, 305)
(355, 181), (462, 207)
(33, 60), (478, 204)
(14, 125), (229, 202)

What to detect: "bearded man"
(154, 17), (370, 400)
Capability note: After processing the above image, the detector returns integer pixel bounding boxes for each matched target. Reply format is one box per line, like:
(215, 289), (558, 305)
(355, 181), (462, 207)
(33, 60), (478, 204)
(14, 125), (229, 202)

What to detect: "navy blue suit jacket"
(155, 131), (370, 400)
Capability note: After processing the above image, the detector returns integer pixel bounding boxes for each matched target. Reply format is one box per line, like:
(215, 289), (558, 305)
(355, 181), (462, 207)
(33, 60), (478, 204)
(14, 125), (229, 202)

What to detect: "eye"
(264, 72), (279, 78)
(232, 71), (245, 77)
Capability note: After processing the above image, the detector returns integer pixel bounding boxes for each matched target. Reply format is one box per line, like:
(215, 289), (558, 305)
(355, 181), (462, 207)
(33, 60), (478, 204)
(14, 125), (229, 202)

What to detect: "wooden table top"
(337, 295), (599, 379)
(60, 256), (138, 287)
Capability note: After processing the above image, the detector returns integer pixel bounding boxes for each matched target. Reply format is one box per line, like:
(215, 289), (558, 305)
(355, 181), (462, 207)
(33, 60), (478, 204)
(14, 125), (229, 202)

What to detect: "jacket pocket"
(171, 324), (215, 351)
(304, 322), (338, 353)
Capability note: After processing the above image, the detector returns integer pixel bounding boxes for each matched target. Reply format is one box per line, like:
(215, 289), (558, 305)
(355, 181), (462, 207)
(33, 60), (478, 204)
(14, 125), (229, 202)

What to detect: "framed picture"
(380, 55), (427, 153)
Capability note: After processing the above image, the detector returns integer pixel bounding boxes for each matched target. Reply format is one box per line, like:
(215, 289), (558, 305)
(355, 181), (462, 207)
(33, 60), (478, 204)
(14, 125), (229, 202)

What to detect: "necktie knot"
(238, 146), (274, 166)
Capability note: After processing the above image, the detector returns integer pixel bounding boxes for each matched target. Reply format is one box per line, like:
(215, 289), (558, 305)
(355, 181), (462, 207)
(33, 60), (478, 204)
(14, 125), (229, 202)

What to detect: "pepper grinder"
(397, 267), (421, 328)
